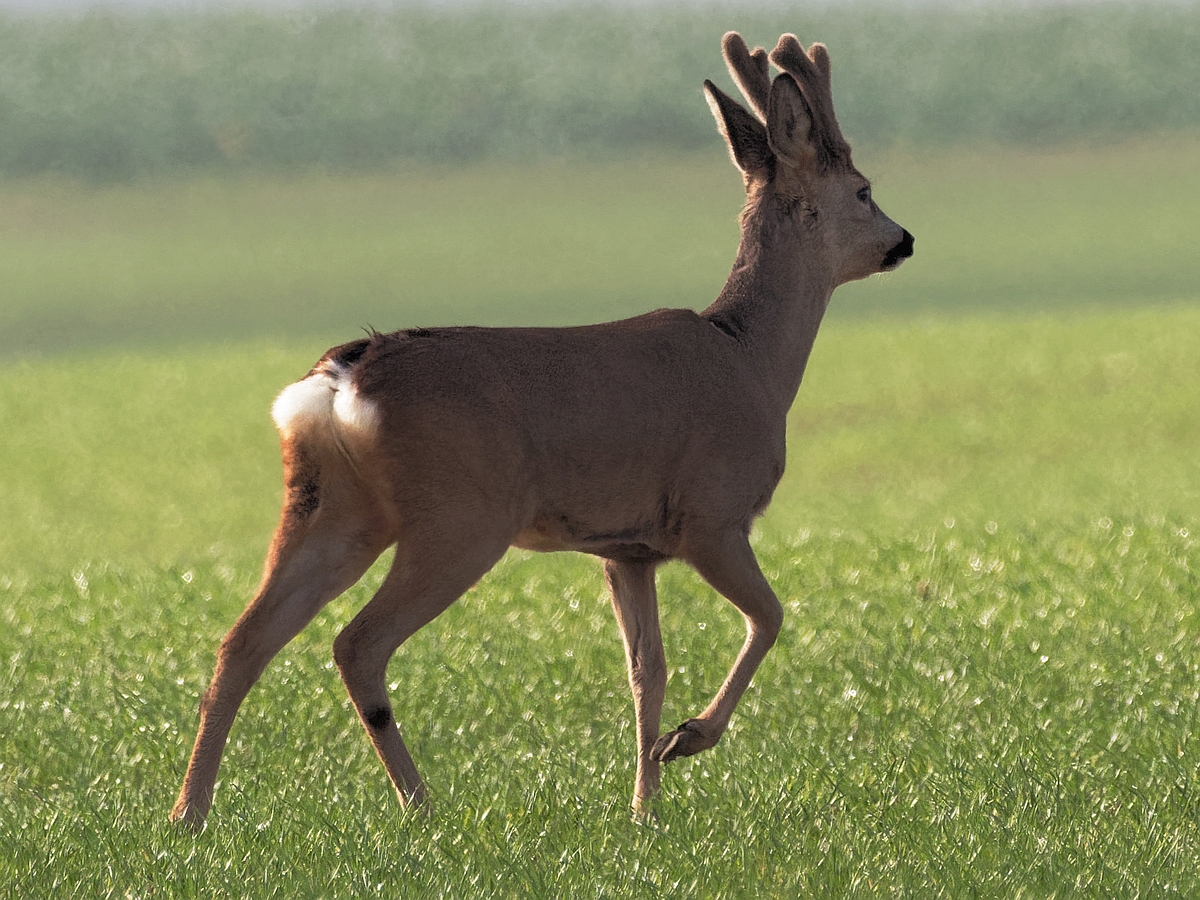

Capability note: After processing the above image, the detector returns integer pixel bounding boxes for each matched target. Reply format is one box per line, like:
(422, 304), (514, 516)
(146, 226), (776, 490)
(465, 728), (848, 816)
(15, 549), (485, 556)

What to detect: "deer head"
(704, 32), (913, 286)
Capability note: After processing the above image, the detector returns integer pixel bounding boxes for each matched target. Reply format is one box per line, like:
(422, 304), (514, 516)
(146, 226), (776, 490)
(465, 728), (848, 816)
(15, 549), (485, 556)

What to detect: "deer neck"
(703, 208), (835, 411)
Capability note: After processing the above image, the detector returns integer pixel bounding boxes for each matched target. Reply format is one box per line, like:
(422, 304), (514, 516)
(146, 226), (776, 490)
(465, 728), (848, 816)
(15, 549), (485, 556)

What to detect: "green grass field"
(2, 139), (1199, 896)
(4, 139), (1198, 357)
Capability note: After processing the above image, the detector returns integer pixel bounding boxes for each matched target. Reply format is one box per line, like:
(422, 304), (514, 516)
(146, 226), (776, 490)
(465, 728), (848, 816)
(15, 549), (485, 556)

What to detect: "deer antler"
(769, 34), (853, 172)
(720, 32), (771, 122)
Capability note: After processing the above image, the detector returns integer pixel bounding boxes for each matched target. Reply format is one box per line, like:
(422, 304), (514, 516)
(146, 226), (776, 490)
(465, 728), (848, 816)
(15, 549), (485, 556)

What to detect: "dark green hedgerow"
(0, 2), (1197, 180)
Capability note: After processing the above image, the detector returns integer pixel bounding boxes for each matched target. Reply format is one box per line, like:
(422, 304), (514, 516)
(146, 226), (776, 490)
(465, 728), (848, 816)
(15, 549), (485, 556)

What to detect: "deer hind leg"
(651, 529), (783, 764)
(604, 558), (667, 817)
(333, 521), (511, 810)
(171, 445), (391, 830)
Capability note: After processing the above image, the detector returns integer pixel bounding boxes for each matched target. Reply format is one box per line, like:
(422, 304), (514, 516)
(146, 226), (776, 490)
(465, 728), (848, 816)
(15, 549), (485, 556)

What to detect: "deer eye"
(856, 186), (872, 204)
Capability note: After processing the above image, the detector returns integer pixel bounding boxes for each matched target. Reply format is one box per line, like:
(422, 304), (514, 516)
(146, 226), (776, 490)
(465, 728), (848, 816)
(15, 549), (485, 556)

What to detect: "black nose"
(882, 229), (914, 269)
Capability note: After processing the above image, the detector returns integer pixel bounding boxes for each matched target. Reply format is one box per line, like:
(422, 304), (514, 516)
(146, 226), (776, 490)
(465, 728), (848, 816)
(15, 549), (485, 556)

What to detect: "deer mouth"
(881, 230), (915, 271)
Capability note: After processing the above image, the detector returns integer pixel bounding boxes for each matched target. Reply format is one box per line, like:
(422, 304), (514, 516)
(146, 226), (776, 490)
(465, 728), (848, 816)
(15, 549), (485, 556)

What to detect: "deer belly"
(512, 522), (571, 552)
(513, 515), (671, 562)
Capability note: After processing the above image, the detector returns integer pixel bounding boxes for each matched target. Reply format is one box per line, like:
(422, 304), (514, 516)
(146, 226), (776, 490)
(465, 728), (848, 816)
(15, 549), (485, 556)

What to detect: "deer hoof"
(650, 719), (718, 763)
(631, 803), (661, 825)
(169, 802), (207, 834)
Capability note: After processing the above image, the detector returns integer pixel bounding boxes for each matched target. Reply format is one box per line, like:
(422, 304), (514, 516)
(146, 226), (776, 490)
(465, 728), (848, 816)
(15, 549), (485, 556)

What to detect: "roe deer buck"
(171, 30), (913, 828)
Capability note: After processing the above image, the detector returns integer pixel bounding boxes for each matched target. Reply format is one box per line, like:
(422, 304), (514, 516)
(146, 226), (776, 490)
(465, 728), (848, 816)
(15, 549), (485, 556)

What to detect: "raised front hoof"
(650, 719), (719, 764)
(169, 800), (208, 834)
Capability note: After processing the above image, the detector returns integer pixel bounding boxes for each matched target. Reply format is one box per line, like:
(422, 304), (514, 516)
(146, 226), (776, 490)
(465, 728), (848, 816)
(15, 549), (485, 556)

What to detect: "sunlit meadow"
(2, 3), (1200, 896)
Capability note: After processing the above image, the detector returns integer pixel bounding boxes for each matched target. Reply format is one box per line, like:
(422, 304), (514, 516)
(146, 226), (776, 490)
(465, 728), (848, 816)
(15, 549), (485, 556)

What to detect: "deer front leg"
(651, 530), (782, 764)
(604, 557), (667, 816)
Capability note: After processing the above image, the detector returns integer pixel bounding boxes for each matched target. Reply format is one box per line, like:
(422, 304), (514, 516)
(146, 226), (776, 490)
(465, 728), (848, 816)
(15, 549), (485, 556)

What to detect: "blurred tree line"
(0, 3), (1197, 181)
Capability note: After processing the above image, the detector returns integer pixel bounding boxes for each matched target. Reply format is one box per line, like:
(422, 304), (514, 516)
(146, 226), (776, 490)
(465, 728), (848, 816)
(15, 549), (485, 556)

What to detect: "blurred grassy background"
(0, 1), (1197, 574)
(3, 139), (1198, 356)
(0, 3), (1197, 180)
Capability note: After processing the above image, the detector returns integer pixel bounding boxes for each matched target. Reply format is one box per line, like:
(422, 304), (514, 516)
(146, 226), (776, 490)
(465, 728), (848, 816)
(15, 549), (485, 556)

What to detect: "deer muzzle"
(881, 229), (915, 271)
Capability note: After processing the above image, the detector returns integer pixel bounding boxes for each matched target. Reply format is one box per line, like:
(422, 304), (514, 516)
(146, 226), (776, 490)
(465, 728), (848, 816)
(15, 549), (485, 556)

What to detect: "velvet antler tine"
(768, 34), (851, 171)
(770, 34), (820, 84)
(721, 31), (771, 121)
(750, 47), (769, 84)
(808, 42), (833, 80)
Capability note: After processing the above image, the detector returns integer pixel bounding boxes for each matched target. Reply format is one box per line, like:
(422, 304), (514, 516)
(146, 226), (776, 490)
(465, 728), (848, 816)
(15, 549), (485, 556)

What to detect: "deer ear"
(703, 80), (772, 178)
(766, 73), (818, 170)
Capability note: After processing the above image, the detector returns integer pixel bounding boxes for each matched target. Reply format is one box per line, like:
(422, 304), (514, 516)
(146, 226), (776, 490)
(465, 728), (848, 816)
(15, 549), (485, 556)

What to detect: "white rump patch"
(332, 379), (380, 437)
(271, 363), (380, 442)
(271, 373), (336, 438)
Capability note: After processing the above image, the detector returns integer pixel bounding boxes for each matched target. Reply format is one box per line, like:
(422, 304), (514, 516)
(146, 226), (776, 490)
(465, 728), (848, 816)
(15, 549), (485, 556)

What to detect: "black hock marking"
(365, 706), (392, 730)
